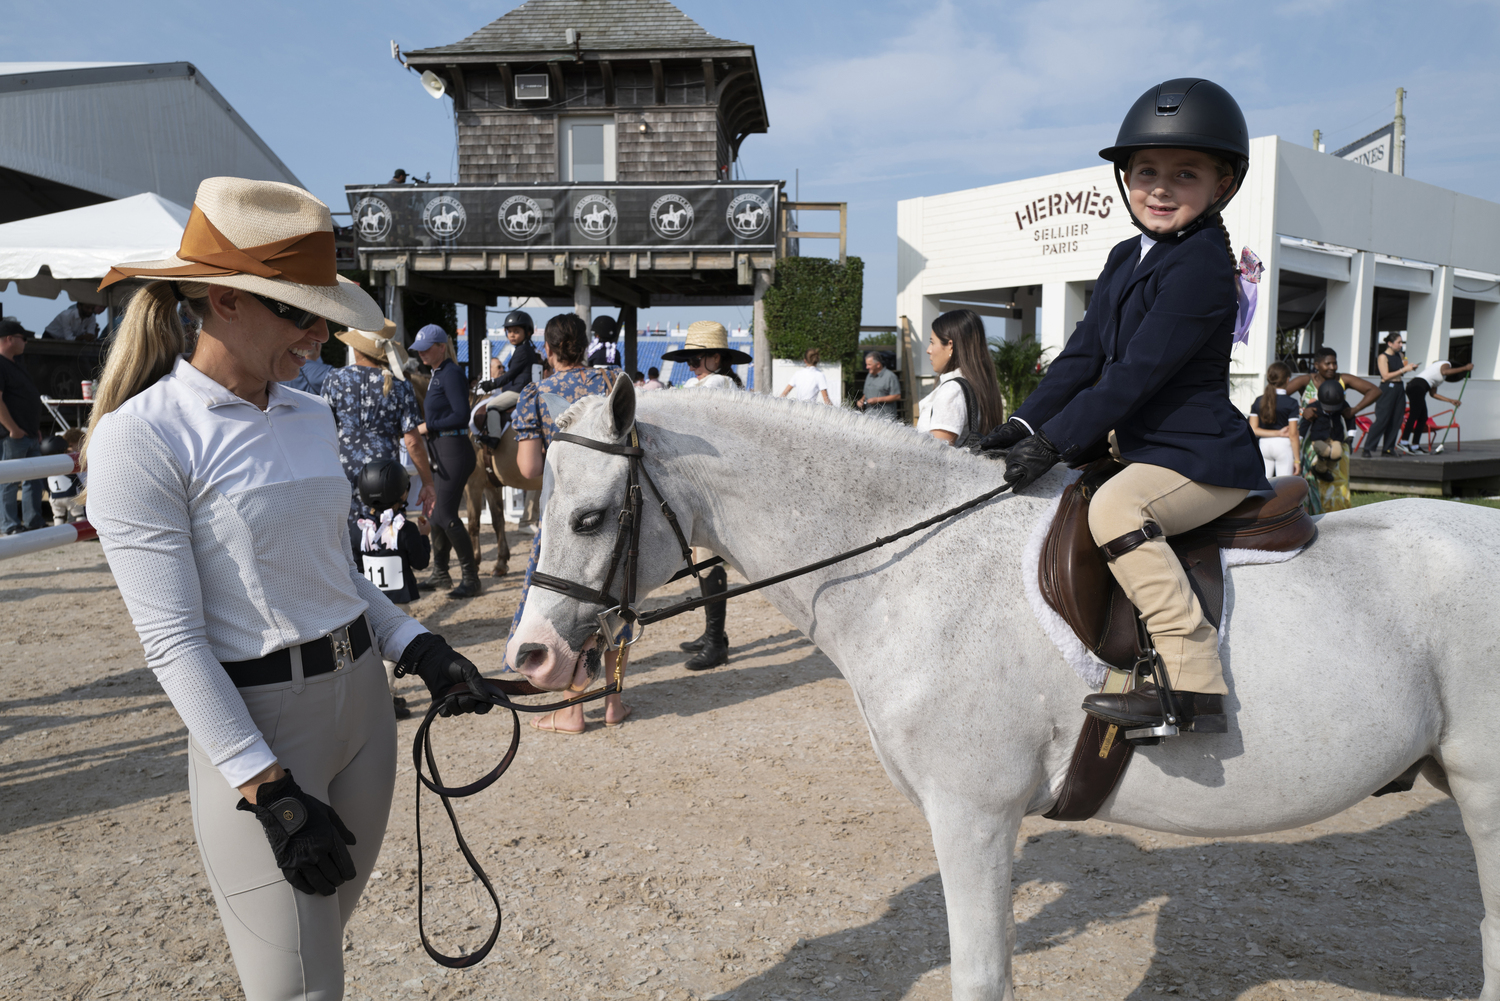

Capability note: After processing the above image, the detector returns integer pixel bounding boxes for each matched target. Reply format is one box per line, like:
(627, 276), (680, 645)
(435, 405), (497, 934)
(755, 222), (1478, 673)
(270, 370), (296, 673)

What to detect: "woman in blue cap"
(411, 323), (482, 598)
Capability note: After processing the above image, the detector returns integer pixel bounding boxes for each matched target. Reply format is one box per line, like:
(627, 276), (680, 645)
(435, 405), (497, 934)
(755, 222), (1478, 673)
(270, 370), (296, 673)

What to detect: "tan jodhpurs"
(1087, 462), (1248, 695)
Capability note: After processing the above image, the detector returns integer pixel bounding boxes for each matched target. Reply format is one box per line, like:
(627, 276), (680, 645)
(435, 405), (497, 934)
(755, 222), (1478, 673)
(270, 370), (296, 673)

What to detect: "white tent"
(0, 192), (189, 306)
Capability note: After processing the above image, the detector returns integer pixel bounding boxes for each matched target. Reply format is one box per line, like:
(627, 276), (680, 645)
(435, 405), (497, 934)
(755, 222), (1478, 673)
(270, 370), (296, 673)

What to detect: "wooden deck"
(1348, 438), (1500, 495)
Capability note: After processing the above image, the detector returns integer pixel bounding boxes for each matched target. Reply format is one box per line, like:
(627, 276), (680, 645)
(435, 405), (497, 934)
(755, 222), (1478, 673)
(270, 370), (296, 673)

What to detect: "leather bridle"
(408, 422), (1017, 970)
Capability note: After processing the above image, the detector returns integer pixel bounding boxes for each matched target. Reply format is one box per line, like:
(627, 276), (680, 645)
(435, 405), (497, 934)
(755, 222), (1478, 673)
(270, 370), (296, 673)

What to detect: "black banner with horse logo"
(346, 183), (779, 252)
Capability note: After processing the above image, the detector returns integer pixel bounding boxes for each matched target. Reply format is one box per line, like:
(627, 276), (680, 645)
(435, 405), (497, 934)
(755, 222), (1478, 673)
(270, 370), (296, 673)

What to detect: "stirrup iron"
(1126, 617), (1181, 743)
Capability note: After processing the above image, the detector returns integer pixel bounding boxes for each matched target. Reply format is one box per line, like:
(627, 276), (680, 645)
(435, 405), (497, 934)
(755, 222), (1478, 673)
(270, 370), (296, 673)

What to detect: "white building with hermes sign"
(897, 135), (1500, 439)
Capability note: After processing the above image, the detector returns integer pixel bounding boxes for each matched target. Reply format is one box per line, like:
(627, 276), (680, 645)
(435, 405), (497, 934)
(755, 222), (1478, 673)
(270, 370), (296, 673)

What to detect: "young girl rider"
(981, 78), (1270, 731)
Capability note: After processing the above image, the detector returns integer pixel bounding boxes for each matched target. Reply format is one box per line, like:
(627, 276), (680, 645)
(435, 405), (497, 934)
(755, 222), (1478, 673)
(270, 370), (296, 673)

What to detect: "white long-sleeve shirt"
(88, 357), (426, 787)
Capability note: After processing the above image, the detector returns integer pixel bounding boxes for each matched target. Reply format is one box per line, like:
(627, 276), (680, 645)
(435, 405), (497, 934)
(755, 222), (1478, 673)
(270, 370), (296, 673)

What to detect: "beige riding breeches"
(1087, 462), (1248, 695)
(187, 642), (396, 1001)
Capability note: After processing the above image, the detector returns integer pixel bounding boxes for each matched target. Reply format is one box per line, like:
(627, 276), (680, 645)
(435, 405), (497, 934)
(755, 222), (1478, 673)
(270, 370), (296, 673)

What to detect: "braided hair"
(1213, 214), (1236, 267)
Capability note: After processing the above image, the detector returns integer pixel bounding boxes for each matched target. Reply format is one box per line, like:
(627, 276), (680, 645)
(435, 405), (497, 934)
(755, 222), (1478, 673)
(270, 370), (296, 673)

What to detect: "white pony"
(507, 378), (1500, 1001)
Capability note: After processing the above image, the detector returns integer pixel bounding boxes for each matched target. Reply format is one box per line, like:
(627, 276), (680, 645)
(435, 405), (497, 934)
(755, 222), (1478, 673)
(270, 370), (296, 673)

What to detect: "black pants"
(1365, 383), (1405, 454)
(1404, 379), (1431, 444)
(429, 434), (476, 543)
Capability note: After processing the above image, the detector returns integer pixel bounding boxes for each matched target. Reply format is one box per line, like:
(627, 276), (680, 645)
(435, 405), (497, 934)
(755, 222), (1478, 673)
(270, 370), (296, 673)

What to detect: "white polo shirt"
(88, 357), (426, 786)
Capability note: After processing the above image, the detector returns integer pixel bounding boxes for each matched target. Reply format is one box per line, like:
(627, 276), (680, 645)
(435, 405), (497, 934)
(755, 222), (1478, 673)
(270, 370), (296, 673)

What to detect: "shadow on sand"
(718, 801), (1480, 1000)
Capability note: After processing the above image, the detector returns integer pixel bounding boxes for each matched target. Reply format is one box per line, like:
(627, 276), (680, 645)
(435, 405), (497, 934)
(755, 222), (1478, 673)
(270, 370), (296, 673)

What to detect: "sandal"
(604, 705), (634, 728)
(529, 711), (586, 735)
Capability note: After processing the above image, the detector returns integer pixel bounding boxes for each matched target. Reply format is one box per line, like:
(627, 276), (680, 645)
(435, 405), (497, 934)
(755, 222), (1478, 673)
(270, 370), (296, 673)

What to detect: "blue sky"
(5, 0), (1500, 338)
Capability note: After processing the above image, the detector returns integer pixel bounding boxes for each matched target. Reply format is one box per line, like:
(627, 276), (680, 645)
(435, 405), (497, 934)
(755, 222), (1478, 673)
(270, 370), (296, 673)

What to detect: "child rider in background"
(355, 458), (432, 720)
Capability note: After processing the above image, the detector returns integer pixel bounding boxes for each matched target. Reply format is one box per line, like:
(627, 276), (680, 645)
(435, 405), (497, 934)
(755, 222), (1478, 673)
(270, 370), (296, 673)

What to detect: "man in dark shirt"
(0, 320), (48, 533)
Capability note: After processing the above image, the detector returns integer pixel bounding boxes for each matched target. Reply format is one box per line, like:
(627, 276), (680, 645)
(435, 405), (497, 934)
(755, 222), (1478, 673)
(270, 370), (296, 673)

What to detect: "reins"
(408, 422), (1014, 968)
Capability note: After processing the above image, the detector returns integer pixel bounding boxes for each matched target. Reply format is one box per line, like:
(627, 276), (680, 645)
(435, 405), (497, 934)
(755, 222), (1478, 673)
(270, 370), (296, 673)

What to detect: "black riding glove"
(478, 378), (501, 393)
(1003, 432), (1061, 492)
(236, 770), (357, 896)
(396, 632), (493, 717)
(978, 417), (1032, 456)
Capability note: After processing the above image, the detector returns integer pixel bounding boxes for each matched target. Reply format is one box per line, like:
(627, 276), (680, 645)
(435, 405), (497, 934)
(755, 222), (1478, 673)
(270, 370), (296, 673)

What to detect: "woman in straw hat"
(510, 312), (631, 733)
(84, 177), (494, 1000)
(321, 319), (435, 552)
(659, 320), (749, 670)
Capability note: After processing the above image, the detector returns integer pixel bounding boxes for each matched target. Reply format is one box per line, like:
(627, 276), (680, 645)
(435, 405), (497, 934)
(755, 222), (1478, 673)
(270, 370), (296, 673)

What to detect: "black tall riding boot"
(685, 567), (729, 671)
(446, 525), (483, 599)
(425, 527), (452, 590)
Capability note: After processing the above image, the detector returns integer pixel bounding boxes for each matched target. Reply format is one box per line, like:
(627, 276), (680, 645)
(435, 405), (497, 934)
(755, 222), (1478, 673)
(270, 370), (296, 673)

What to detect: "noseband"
(529, 428), (722, 654)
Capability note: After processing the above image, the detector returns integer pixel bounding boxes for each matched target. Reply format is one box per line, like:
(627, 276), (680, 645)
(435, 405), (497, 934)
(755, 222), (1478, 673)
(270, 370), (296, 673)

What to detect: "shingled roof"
(407, 0), (752, 60)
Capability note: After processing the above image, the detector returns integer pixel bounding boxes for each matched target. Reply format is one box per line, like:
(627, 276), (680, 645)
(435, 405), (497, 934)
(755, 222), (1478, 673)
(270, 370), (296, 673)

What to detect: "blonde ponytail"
(82, 280), (208, 469)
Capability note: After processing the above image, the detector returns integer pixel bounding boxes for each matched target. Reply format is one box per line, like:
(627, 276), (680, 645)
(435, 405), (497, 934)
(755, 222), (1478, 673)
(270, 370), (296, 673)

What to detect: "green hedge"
(763, 256), (864, 364)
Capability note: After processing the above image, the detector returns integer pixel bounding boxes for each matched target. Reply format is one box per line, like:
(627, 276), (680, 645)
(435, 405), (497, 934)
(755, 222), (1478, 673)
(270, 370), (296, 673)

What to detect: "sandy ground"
(0, 530), (1483, 1001)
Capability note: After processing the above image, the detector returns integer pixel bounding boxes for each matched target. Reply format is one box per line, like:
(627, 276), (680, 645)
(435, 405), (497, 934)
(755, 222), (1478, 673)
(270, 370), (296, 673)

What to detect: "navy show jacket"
(495, 337), (541, 395)
(1014, 228), (1269, 492)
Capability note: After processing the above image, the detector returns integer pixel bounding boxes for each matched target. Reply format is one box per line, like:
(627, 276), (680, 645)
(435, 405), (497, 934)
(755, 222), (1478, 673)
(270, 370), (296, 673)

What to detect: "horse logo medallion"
(422, 195), (467, 241)
(649, 194), (695, 241)
(499, 195), (544, 241)
(572, 193), (619, 241)
(354, 197), (393, 242)
(726, 193), (771, 240)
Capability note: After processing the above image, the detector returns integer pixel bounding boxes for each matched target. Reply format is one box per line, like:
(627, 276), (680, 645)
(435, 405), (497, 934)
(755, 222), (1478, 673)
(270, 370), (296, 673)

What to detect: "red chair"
(1354, 415), (1372, 451)
(1426, 409), (1460, 451)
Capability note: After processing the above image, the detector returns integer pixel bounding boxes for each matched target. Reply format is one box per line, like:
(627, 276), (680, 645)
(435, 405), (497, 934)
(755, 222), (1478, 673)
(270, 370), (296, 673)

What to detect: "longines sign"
(346, 183), (779, 252)
(1013, 184), (1117, 257)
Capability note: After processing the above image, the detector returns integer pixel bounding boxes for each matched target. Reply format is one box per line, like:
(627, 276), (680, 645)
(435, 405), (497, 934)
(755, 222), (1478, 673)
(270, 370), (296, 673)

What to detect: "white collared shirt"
(88, 357), (425, 786)
(916, 371), (968, 439)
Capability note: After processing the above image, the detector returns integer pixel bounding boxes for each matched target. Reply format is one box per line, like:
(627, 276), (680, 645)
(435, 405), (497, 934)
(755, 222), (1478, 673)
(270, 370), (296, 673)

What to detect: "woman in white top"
(85, 178), (493, 1001)
(1404, 357), (1473, 453)
(660, 321), (748, 669)
(780, 347), (832, 404)
(916, 309), (1005, 447)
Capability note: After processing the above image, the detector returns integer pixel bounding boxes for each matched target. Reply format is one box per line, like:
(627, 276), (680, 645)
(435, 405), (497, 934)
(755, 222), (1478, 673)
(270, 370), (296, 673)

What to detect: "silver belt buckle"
(331, 625), (354, 671)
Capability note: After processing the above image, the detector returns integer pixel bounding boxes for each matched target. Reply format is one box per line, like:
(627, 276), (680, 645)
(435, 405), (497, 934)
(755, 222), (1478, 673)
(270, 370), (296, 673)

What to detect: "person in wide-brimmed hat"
(661, 319), (750, 391)
(662, 320), (748, 671)
(84, 177), (494, 999)
(323, 317), (435, 555)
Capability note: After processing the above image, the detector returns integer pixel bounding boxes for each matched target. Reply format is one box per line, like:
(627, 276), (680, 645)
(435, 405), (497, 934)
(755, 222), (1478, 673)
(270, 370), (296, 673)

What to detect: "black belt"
(222, 616), (372, 688)
(1383, 381), (1404, 387)
(433, 429), (469, 438)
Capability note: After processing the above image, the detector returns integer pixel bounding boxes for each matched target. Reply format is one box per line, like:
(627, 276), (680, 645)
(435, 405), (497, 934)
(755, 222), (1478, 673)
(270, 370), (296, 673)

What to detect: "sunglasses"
(681, 353), (706, 367)
(249, 292), (322, 331)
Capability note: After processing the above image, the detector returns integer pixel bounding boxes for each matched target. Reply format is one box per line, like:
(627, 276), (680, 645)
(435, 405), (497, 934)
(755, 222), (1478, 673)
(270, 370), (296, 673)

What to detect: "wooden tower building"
(404, 0), (768, 186)
(350, 0), (782, 382)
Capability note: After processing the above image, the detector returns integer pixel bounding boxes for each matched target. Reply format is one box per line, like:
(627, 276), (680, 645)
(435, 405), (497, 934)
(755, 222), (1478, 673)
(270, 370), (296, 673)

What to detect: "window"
(561, 116), (616, 182)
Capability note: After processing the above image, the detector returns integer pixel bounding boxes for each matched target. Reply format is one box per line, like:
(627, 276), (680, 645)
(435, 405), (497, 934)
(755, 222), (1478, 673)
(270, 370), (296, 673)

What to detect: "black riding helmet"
(38, 434), (70, 456)
(1099, 78), (1250, 241)
(502, 309), (534, 334)
(357, 458), (410, 511)
(1317, 377), (1346, 415)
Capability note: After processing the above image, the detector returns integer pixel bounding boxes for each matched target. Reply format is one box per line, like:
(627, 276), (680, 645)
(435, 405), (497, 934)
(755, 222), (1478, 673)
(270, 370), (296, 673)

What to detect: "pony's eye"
(572, 510), (606, 533)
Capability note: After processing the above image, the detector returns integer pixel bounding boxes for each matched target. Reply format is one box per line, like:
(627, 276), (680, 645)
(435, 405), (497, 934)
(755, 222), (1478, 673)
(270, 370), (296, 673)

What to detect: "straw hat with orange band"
(100, 176), (385, 332)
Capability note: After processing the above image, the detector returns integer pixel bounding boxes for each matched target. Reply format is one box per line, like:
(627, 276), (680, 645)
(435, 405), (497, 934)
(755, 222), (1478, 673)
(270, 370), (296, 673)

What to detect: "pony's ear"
(608, 372), (636, 439)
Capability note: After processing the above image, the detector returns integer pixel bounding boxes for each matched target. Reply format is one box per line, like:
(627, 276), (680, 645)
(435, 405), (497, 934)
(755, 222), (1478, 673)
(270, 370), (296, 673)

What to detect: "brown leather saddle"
(1040, 458), (1317, 821)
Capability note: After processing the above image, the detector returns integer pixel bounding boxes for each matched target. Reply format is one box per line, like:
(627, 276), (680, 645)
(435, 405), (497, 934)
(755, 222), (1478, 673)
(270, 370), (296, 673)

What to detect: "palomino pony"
(506, 377), (1500, 1001)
